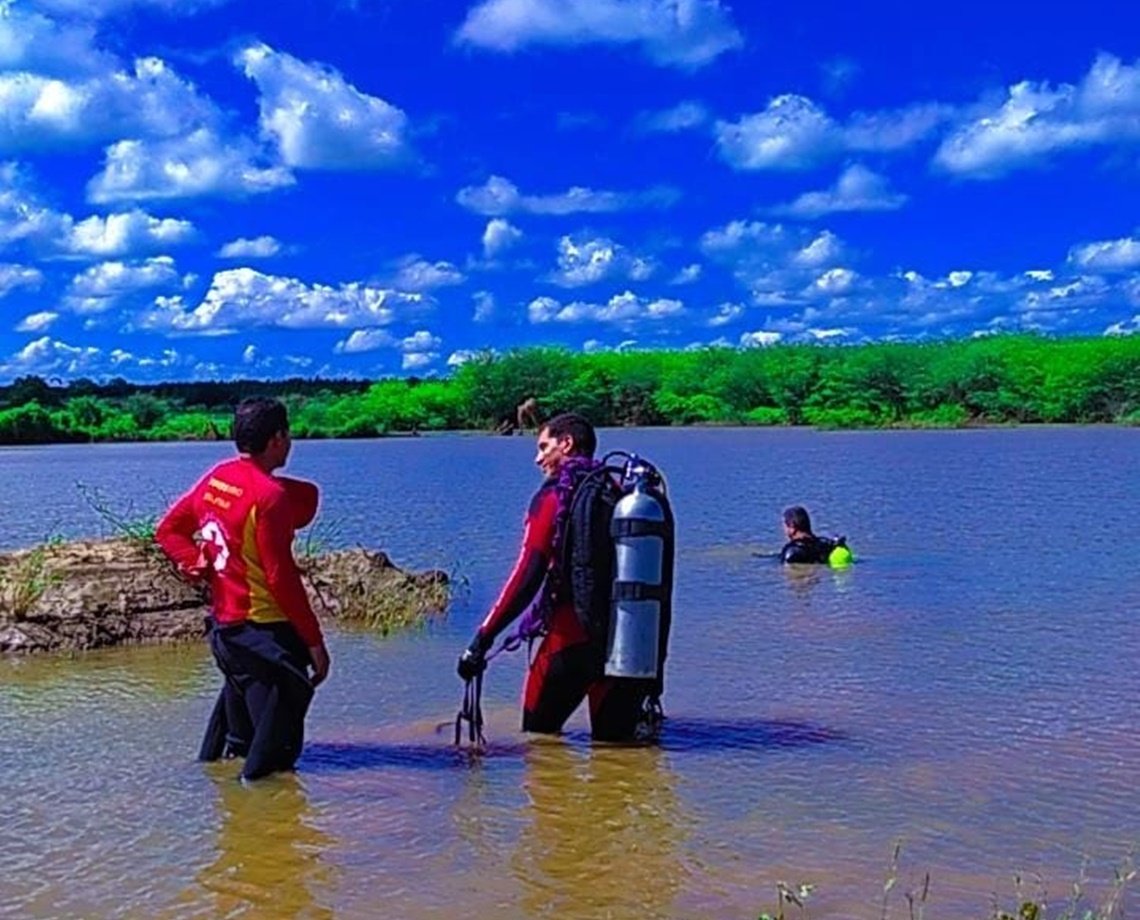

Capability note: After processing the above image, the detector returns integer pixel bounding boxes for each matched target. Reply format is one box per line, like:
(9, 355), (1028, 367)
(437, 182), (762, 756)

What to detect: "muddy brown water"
(2, 428), (1138, 918)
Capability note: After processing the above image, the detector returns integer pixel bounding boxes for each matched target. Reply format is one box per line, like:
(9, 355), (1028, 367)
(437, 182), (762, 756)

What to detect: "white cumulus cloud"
(701, 219), (853, 304)
(62, 209), (196, 256)
(716, 95), (836, 170)
(218, 235), (281, 259)
(456, 0), (743, 69)
(935, 54), (1140, 177)
(809, 266), (859, 296)
(740, 330), (782, 347)
(236, 43), (410, 170)
(15, 310), (57, 332)
(334, 328), (396, 354)
(773, 164), (907, 218)
(64, 255), (183, 313)
(394, 257), (465, 291)
(0, 166), (196, 256)
(716, 95), (949, 170)
(87, 129), (294, 203)
(482, 217), (522, 257)
(472, 290), (495, 322)
(708, 302), (743, 326)
(528, 289), (684, 324)
(0, 6), (112, 75)
(401, 329), (441, 353)
(402, 352), (436, 371)
(671, 263), (702, 284)
(447, 349), (480, 366)
(549, 234), (654, 287)
(456, 174), (676, 216)
(637, 100), (708, 133)
(136, 267), (423, 334)
(0, 262), (42, 296)
(1068, 236), (1140, 272)
(0, 57), (220, 152)
(0, 335), (101, 377)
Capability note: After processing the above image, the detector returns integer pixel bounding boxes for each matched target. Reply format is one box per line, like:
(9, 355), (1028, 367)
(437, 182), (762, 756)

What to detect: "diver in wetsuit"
(457, 412), (664, 742)
(780, 505), (850, 565)
(155, 397), (329, 781)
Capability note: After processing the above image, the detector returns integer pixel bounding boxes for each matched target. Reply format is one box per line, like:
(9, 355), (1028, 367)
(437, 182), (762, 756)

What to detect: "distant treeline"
(1, 334), (1138, 444)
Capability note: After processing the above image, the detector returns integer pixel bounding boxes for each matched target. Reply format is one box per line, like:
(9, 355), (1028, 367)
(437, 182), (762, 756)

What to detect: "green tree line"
(1, 334), (1138, 444)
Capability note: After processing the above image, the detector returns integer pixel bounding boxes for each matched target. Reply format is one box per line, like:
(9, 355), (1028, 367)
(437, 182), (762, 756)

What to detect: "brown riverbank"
(0, 537), (449, 654)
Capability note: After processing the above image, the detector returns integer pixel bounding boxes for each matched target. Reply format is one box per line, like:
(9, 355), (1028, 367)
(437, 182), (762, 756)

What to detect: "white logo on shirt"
(198, 520), (230, 572)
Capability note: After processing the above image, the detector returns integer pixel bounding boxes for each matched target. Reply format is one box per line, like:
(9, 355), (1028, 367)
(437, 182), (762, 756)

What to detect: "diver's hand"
(457, 648), (486, 682)
(457, 632), (490, 681)
(308, 642), (331, 687)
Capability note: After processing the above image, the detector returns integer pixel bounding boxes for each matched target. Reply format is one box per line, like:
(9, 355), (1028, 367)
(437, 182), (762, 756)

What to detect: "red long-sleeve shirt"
(155, 457), (323, 647)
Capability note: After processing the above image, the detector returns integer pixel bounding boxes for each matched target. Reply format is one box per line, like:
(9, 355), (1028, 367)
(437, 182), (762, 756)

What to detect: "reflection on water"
(658, 715), (844, 753)
(512, 742), (690, 920)
(301, 738), (527, 773)
(779, 560), (858, 601)
(170, 772), (335, 920)
(2, 429), (1140, 917)
(0, 642), (212, 701)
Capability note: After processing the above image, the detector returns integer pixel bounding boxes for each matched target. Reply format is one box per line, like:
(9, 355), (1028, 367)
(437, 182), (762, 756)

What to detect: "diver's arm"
(470, 488), (557, 650)
(780, 540), (813, 564)
(473, 545), (549, 649)
(781, 536), (832, 564)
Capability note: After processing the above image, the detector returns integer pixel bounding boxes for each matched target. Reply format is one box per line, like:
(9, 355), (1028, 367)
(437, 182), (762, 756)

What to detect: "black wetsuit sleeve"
(780, 541), (805, 564)
(781, 537), (833, 564)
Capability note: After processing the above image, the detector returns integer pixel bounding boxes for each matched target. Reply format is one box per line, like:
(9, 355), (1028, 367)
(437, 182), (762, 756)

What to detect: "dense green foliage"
(1, 335), (1138, 444)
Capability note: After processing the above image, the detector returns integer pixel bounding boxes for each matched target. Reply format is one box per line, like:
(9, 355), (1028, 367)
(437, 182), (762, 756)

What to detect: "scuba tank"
(605, 456), (675, 680)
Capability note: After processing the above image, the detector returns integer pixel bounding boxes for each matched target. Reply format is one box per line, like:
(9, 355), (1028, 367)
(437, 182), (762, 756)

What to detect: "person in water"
(780, 505), (851, 565)
(457, 412), (660, 742)
(155, 396), (330, 781)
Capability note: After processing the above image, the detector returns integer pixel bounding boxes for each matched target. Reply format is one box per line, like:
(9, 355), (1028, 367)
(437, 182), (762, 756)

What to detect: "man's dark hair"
(783, 505), (813, 534)
(234, 397), (288, 454)
(543, 412), (596, 457)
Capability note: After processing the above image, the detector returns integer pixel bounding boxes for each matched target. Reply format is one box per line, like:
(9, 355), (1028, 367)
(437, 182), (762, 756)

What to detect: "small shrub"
(0, 545), (60, 621)
(906, 404), (970, 428)
(743, 406), (788, 426)
(803, 406), (881, 429)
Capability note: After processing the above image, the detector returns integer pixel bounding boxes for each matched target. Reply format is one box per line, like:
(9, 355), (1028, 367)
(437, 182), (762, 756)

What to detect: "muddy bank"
(0, 538), (449, 655)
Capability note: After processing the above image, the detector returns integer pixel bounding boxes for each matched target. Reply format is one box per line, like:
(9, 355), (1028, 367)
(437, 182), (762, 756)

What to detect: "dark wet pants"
(523, 638), (659, 743)
(198, 619), (314, 781)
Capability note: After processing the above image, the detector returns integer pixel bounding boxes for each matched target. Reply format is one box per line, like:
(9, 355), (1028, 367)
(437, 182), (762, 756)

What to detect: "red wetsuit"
(155, 457), (322, 647)
(477, 482), (652, 741)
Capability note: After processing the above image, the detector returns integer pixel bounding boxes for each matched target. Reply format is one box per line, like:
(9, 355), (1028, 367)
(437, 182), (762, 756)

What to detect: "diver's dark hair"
(783, 505), (813, 534)
(234, 397), (288, 454)
(542, 412), (596, 458)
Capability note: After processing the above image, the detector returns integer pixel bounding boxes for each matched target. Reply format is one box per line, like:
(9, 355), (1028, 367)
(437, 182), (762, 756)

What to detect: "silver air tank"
(605, 470), (667, 679)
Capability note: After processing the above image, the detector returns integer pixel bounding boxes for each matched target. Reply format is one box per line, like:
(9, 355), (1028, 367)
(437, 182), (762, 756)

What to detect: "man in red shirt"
(156, 396), (330, 780)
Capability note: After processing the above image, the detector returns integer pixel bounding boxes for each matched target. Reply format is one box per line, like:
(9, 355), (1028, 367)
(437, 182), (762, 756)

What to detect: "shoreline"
(0, 418), (1135, 449)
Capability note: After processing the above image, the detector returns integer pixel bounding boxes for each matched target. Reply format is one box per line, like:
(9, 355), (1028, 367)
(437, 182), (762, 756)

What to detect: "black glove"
(457, 633), (490, 681)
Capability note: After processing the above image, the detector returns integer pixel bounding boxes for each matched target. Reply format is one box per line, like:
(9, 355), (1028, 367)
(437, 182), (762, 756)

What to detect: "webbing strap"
(610, 519), (670, 539)
(612, 580), (667, 603)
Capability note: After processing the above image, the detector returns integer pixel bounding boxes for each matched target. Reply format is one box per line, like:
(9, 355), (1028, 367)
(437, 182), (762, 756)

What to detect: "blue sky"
(0, 0), (1138, 382)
